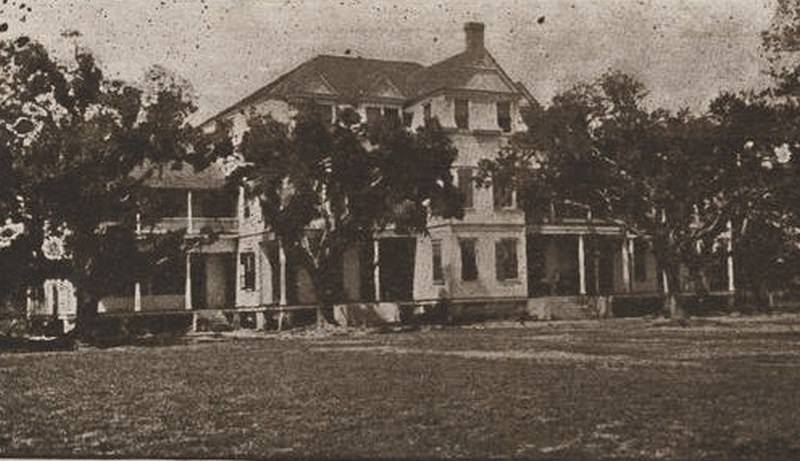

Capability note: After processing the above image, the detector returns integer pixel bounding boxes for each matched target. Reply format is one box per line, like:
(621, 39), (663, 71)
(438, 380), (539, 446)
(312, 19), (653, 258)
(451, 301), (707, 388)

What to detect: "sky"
(0, 0), (779, 123)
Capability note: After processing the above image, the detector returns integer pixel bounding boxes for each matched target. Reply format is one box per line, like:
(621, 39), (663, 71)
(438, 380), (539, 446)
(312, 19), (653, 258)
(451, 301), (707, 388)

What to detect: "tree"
(232, 107), (462, 324)
(0, 36), (231, 331)
(706, 91), (800, 304)
(480, 71), (739, 317)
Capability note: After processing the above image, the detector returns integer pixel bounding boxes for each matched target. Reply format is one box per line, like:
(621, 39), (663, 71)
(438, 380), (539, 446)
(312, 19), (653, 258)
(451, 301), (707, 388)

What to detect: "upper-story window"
(455, 98), (469, 130)
(457, 167), (474, 209)
(423, 103), (432, 127)
(497, 101), (511, 132)
(493, 178), (514, 209)
(365, 106), (382, 126)
(365, 106), (402, 128)
(403, 111), (414, 127)
(384, 107), (400, 125)
(316, 103), (333, 125)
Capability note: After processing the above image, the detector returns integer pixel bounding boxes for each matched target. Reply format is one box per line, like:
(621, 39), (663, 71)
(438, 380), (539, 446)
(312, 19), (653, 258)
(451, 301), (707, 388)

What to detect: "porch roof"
(527, 223), (624, 236)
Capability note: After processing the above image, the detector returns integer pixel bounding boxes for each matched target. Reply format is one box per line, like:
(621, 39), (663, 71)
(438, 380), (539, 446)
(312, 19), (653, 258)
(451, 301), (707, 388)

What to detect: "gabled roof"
(306, 55), (424, 100)
(206, 55), (425, 124)
(407, 48), (521, 101)
(201, 26), (527, 127)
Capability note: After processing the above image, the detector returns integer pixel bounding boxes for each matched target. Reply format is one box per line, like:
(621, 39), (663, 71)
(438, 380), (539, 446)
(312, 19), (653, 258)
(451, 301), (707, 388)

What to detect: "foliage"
(232, 106), (461, 317)
(0, 36), (232, 322)
(480, 71), (759, 315)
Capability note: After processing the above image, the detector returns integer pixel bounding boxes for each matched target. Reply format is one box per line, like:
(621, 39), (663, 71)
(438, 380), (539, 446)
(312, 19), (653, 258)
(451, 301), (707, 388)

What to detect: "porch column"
(727, 220), (735, 292)
(578, 234), (586, 295)
(186, 190), (193, 233)
(26, 288), (32, 317)
(373, 239), (381, 302)
(628, 239), (636, 290)
(279, 243), (287, 305)
(621, 238), (631, 293)
(662, 269), (670, 294)
(134, 282), (142, 312)
(185, 252), (192, 310)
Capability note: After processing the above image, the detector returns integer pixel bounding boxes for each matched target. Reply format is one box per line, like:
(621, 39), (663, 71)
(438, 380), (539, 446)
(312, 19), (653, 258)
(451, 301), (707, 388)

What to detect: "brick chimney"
(464, 22), (485, 53)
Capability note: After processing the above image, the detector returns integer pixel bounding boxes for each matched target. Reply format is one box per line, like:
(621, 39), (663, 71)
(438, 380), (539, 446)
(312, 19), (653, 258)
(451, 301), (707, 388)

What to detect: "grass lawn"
(2, 315), (800, 459)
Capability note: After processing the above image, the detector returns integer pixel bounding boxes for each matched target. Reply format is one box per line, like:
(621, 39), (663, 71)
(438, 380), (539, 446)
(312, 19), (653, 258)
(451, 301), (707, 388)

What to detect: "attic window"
(423, 103), (432, 127)
(497, 101), (511, 132)
(455, 98), (469, 130)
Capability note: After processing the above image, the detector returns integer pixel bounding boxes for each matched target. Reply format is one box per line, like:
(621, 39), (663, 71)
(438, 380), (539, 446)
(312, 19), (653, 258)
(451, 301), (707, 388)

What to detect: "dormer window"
(455, 98), (469, 130)
(365, 106), (402, 128)
(497, 101), (511, 132)
(384, 107), (400, 125)
(366, 106), (382, 127)
(316, 103), (333, 125)
(403, 111), (414, 127)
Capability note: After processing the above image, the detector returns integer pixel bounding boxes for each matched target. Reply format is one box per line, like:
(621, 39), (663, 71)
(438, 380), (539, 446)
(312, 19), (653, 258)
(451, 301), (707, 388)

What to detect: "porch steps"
(527, 296), (601, 321)
(192, 309), (235, 332)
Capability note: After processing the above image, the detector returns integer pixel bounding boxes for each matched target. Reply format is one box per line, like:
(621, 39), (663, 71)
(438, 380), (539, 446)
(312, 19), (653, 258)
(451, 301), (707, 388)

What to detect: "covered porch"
(527, 224), (637, 298)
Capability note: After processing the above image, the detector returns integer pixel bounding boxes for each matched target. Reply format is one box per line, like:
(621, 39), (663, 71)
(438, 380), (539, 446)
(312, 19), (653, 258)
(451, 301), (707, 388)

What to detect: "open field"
(2, 315), (800, 459)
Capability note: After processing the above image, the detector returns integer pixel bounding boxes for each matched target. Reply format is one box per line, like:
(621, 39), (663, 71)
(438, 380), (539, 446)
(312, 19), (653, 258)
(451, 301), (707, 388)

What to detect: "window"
(455, 98), (469, 129)
(458, 168), (474, 209)
(493, 177), (514, 209)
(365, 106), (382, 127)
(402, 111), (414, 127)
(240, 252), (256, 291)
(459, 239), (478, 281)
(432, 240), (444, 284)
(316, 103), (333, 125)
(634, 239), (647, 282)
(423, 103), (432, 127)
(384, 107), (400, 125)
(497, 101), (511, 132)
(495, 239), (519, 281)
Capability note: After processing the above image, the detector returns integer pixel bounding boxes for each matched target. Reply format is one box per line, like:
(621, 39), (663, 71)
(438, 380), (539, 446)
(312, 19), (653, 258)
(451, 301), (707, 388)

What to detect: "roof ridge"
(316, 53), (424, 66)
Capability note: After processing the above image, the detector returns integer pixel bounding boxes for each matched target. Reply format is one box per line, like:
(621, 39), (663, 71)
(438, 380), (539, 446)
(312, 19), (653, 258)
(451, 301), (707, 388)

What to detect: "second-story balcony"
(136, 188), (239, 236)
(132, 162), (240, 236)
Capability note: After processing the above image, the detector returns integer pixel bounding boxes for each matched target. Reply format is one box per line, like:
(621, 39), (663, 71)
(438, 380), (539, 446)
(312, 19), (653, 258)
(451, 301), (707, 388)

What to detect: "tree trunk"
(308, 263), (339, 329)
(73, 286), (99, 339)
(665, 292), (685, 319)
(661, 262), (686, 319)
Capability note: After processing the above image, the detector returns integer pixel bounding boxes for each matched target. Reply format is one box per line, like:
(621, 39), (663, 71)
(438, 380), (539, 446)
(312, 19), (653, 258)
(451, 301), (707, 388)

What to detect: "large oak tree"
(232, 107), (462, 323)
(0, 36), (231, 332)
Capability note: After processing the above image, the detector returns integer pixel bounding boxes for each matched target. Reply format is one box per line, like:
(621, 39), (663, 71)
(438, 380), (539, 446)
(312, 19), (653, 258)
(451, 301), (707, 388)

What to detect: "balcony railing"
(137, 216), (238, 235)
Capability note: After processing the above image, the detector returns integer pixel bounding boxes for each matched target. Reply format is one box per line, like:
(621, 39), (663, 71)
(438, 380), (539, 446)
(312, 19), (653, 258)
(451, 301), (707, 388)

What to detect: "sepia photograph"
(1, 0), (800, 459)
